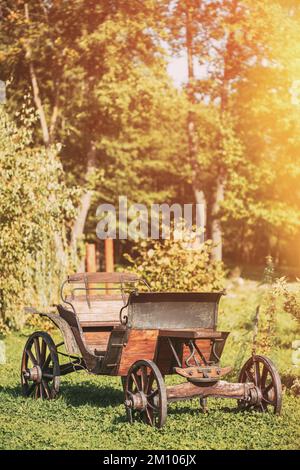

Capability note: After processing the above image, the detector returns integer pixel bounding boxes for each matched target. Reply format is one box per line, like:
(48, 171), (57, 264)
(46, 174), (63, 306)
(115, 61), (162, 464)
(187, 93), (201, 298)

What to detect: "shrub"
(0, 106), (74, 332)
(124, 233), (225, 292)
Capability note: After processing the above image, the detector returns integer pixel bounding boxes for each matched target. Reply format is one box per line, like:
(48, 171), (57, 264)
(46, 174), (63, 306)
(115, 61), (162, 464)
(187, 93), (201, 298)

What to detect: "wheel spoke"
(254, 360), (261, 387)
(42, 372), (54, 380)
(147, 388), (159, 399)
(40, 339), (47, 366)
(141, 366), (148, 393)
(147, 401), (159, 411)
(245, 369), (255, 383)
(264, 382), (274, 394)
(26, 348), (37, 366)
(147, 371), (155, 394)
(34, 338), (41, 363)
(261, 366), (268, 388)
(144, 406), (154, 426)
(42, 354), (52, 371)
(131, 372), (141, 392)
(42, 380), (51, 399)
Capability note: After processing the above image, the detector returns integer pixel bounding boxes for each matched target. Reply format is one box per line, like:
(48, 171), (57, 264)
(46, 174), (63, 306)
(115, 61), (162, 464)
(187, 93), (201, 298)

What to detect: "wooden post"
(105, 238), (114, 293)
(86, 243), (97, 295)
(86, 243), (96, 273)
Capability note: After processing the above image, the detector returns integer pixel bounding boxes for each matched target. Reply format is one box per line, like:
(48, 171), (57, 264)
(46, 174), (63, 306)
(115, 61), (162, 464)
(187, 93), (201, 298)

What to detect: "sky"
(167, 54), (208, 87)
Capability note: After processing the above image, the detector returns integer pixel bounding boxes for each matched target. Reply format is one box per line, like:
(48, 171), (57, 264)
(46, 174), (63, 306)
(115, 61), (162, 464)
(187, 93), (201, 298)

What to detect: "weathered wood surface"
(70, 299), (126, 323)
(158, 329), (225, 339)
(166, 380), (251, 402)
(68, 272), (140, 283)
(118, 329), (158, 375)
(82, 328), (112, 352)
(174, 365), (232, 380)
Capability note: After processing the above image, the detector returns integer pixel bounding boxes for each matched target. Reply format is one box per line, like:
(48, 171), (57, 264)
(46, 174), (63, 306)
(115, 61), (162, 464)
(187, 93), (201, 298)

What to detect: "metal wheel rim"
(125, 359), (167, 428)
(238, 354), (282, 414)
(21, 331), (60, 400)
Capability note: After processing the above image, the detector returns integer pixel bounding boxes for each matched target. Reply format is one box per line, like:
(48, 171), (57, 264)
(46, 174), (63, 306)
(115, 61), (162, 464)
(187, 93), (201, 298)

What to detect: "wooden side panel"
(155, 337), (180, 375)
(118, 329), (159, 376)
(82, 328), (112, 352)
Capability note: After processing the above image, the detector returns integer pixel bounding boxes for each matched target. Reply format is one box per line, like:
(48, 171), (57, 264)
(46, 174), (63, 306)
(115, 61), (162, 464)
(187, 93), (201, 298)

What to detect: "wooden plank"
(82, 329), (111, 351)
(118, 330), (158, 376)
(158, 329), (223, 339)
(71, 299), (126, 324)
(68, 272), (140, 284)
(80, 320), (119, 328)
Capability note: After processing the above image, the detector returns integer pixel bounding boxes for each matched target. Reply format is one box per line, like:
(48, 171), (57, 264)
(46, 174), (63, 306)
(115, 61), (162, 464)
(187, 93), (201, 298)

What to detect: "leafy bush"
(0, 106), (74, 333)
(124, 233), (225, 292)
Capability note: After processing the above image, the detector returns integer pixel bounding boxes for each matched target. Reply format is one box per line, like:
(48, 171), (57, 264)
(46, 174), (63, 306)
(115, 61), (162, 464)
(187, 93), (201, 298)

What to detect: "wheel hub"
(247, 385), (263, 406)
(24, 365), (43, 383)
(126, 391), (148, 411)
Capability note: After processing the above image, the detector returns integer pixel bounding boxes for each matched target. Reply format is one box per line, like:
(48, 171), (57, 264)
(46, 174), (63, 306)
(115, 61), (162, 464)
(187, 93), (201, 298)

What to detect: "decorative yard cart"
(21, 272), (282, 428)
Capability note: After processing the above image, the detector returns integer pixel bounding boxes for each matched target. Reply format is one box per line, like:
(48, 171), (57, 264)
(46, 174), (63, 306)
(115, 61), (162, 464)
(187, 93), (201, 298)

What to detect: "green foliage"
(124, 232), (225, 292)
(0, 106), (74, 331)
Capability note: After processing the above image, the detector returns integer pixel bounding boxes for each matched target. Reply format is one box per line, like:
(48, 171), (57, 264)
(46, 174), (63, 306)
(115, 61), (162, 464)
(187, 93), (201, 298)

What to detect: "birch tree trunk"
(211, 173), (225, 261)
(185, 5), (207, 242)
(24, 3), (66, 264)
(71, 143), (96, 268)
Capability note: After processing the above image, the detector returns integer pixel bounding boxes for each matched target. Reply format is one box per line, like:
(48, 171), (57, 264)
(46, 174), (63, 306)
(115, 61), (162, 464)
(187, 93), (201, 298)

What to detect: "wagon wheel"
(238, 355), (282, 414)
(124, 359), (167, 428)
(21, 331), (60, 399)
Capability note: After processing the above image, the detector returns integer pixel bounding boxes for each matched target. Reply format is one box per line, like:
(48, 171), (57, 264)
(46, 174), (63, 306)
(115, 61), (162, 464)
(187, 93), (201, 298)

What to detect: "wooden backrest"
(67, 272), (140, 284)
(65, 294), (128, 325)
(62, 272), (144, 325)
(127, 292), (224, 330)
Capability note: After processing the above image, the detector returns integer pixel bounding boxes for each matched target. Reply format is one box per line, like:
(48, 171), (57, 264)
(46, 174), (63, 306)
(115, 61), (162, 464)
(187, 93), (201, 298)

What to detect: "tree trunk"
(211, 173), (225, 261)
(24, 3), (67, 265)
(185, 5), (207, 237)
(71, 143), (96, 263)
(24, 4), (50, 146)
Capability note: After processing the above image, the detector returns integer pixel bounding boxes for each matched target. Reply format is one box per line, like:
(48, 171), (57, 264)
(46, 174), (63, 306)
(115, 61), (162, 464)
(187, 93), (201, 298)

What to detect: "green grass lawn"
(0, 281), (300, 450)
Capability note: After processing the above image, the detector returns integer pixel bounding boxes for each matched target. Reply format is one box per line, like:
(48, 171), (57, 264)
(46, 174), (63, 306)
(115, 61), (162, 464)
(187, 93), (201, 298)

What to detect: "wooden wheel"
(21, 331), (60, 399)
(238, 355), (282, 414)
(124, 359), (167, 428)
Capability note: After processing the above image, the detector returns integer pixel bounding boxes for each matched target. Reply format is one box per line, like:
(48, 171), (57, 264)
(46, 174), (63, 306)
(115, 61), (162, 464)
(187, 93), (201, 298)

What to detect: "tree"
(1, 0), (183, 263)
(0, 105), (74, 330)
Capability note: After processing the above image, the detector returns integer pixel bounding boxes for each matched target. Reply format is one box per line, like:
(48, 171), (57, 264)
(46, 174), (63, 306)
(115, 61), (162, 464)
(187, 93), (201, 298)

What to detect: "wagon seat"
(62, 272), (143, 357)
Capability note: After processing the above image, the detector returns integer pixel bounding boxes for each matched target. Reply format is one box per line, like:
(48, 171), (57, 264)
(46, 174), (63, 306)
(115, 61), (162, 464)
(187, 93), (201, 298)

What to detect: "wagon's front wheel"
(21, 331), (60, 399)
(238, 355), (282, 414)
(124, 359), (167, 428)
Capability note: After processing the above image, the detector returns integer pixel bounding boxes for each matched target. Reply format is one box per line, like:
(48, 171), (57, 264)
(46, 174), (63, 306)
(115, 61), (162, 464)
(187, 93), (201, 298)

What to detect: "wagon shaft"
(166, 380), (260, 403)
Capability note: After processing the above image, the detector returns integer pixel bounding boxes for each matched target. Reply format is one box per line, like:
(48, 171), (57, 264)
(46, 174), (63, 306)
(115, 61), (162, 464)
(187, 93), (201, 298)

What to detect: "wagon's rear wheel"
(238, 355), (282, 414)
(21, 331), (60, 399)
(124, 359), (167, 428)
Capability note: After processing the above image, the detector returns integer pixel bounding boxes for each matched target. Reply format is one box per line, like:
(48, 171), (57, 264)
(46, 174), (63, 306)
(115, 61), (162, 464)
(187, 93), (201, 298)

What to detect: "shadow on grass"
(0, 382), (124, 409)
(61, 383), (123, 407)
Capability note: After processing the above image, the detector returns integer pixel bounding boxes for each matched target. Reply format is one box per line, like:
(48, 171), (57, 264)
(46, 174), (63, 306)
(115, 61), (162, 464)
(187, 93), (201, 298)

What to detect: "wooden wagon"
(21, 272), (282, 428)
